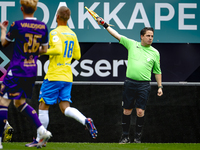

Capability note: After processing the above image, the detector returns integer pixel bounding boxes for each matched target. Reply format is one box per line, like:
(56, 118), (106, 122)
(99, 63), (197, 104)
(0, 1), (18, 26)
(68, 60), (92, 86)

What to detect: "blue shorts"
(0, 75), (36, 99)
(39, 79), (72, 105)
(122, 78), (151, 110)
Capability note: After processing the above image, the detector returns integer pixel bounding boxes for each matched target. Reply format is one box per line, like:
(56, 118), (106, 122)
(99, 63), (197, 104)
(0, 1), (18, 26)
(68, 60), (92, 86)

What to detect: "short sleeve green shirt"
(119, 36), (161, 81)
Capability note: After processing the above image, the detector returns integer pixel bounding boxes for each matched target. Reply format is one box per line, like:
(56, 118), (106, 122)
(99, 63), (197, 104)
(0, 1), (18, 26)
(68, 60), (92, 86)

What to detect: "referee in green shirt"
(97, 18), (163, 143)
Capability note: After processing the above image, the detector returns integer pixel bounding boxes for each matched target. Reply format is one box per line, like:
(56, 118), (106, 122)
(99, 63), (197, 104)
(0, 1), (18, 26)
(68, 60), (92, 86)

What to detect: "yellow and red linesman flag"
(84, 6), (114, 27)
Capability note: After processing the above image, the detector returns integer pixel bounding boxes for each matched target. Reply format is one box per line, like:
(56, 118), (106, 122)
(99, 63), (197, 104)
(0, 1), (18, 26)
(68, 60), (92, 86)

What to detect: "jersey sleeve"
(72, 34), (81, 60)
(6, 21), (18, 41)
(49, 30), (62, 48)
(119, 36), (136, 51)
(47, 30), (62, 55)
(153, 52), (162, 74)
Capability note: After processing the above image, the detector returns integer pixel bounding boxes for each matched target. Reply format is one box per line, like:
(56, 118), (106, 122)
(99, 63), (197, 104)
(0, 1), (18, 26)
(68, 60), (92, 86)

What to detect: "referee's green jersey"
(119, 36), (161, 81)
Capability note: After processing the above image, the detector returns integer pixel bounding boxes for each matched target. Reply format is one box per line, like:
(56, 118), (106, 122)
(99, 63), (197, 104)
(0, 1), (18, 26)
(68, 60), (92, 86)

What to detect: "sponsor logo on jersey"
(11, 22), (15, 27)
(53, 35), (59, 42)
(51, 31), (57, 35)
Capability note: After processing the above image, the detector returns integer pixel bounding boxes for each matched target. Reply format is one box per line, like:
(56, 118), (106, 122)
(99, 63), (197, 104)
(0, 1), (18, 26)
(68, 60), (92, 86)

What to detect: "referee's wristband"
(103, 23), (109, 29)
(158, 85), (163, 89)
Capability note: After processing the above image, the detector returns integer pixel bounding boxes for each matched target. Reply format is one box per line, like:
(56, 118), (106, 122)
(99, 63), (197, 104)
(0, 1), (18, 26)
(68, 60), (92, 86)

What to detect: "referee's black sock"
(122, 114), (131, 136)
(136, 116), (145, 134)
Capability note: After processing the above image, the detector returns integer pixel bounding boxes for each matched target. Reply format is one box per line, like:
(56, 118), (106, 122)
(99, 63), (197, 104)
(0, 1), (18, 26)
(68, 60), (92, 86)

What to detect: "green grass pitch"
(1, 143), (200, 150)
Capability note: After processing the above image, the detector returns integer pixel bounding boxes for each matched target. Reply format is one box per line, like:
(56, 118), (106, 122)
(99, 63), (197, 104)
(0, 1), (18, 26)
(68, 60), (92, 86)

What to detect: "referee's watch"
(158, 85), (163, 89)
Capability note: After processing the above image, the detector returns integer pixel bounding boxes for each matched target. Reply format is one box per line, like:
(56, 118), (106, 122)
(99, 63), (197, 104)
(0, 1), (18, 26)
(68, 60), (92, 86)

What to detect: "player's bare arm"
(155, 74), (163, 96)
(96, 18), (121, 41)
(39, 45), (48, 54)
(0, 20), (10, 47)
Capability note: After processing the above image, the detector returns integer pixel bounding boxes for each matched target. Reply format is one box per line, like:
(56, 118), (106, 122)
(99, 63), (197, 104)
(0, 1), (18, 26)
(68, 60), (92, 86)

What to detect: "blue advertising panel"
(0, 0), (199, 43)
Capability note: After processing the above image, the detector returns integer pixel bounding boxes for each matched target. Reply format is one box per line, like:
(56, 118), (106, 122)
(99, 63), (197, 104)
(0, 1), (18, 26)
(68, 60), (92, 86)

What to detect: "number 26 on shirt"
(64, 40), (74, 58)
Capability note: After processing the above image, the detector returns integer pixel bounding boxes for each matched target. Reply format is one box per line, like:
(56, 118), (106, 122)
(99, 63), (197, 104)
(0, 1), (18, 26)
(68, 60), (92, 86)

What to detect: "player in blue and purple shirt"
(6, 18), (48, 78)
(0, 0), (52, 148)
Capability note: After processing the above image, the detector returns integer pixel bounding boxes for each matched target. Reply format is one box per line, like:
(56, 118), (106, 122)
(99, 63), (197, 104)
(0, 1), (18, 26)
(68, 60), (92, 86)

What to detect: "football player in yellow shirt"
(25, 6), (97, 147)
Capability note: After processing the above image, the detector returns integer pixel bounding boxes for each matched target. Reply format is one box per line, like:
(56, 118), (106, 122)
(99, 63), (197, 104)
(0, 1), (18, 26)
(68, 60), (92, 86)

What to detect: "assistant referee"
(96, 18), (163, 143)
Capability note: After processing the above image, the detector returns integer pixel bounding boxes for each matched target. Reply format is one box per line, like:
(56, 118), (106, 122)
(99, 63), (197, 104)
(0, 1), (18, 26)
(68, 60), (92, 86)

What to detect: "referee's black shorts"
(122, 77), (151, 110)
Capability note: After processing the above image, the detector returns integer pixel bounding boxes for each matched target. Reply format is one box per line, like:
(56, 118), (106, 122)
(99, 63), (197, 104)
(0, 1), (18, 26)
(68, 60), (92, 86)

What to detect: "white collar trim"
(24, 17), (37, 20)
